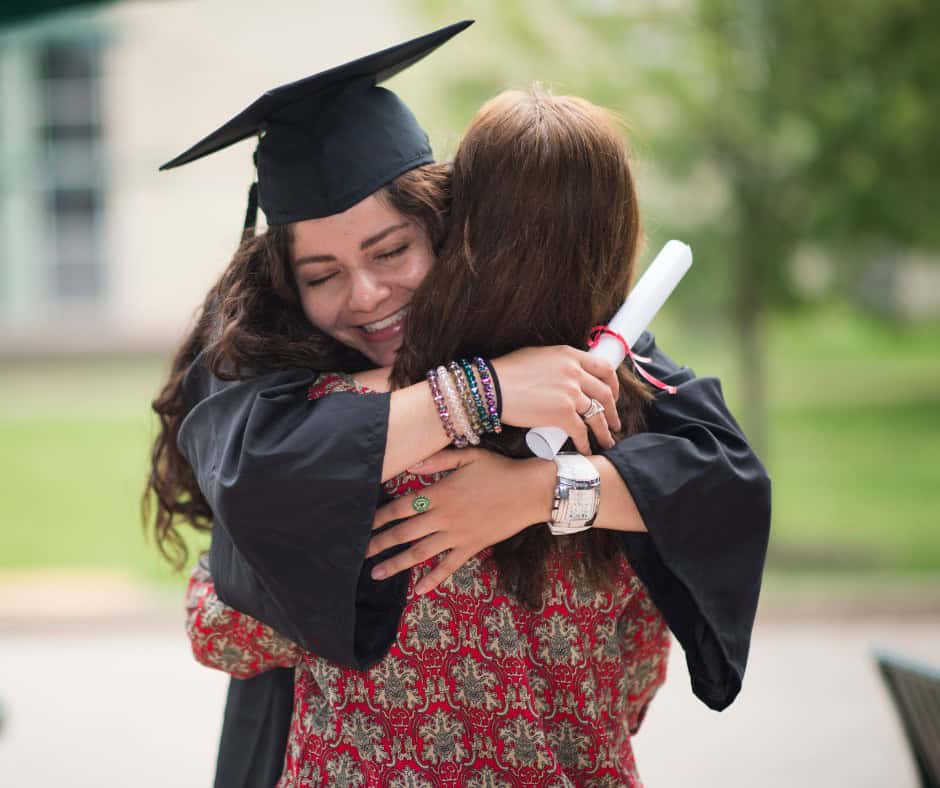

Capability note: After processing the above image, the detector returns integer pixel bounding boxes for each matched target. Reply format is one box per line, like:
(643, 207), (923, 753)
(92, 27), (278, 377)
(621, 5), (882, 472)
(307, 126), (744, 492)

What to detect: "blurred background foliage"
(1, 0), (938, 591)
(410, 0), (940, 581)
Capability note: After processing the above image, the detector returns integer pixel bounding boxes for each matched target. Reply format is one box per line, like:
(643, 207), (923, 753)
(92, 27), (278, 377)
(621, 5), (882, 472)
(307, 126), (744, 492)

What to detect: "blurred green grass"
(0, 356), (207, 583)
(1, 305), (938, 583)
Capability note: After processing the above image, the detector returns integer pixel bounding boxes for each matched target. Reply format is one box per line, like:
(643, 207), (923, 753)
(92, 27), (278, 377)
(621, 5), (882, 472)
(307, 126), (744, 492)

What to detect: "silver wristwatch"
(547, 452), (600, 535)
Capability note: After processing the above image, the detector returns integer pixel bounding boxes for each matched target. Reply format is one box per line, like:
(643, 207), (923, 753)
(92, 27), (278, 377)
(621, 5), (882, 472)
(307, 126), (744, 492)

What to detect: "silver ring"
(579, 398), (605, 420)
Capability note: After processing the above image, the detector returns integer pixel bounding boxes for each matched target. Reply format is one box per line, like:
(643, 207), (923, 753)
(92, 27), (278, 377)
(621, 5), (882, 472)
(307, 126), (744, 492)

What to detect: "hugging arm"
(178, 357), (409, 669)
(185, 556), (302, 678)
(178, 345), (621, 669)
(367, 331), (771, 711)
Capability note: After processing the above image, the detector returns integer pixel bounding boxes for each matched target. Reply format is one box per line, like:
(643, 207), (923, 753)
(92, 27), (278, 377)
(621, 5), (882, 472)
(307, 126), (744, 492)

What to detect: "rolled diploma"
(525, 240), (693, 460)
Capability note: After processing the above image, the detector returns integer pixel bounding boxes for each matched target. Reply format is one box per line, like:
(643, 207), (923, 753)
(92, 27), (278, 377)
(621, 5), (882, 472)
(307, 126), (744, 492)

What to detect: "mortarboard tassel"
(242, 180), (259, 241)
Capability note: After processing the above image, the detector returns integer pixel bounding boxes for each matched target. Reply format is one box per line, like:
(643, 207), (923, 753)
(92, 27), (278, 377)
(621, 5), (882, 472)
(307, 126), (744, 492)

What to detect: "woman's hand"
(366, 448), (555, 595)
(492, 345), (620, 453)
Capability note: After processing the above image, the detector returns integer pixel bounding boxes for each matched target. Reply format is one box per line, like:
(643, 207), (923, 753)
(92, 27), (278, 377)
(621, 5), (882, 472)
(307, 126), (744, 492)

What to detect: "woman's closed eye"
(375, 243), (409, 261)
(305, 273), (337, 288)
(304, 244), (410, 287)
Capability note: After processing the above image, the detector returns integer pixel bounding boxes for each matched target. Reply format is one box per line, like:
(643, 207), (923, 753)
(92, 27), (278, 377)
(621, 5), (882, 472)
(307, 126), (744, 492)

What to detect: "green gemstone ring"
(412, 495), (431, 514)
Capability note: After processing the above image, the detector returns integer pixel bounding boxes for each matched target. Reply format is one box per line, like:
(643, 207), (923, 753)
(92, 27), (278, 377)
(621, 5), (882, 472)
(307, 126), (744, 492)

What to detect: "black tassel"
(241, 181), (259, 241)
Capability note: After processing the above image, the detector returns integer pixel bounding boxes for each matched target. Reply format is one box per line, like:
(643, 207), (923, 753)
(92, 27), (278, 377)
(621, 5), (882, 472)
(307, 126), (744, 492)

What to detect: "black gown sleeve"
(600, 331), (772, 711)
(178, 355), (409, 669)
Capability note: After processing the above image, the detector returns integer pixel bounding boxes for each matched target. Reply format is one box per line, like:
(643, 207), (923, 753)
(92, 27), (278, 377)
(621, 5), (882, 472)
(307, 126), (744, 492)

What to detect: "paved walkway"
(633, 614), (936, 787)
(0, 613), (936, 786)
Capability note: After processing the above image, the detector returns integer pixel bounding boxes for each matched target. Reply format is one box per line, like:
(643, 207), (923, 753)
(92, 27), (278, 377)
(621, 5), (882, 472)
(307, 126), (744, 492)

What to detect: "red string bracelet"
(587, 325), (678, 395)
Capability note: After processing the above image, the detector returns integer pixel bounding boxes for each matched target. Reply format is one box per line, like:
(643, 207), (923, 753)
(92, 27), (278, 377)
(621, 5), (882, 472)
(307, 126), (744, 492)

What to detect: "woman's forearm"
(519, 455), (648, 534)
(590, 455), (648, 533)
(383, 381), (451, 482)
(186, 559), (302, 678)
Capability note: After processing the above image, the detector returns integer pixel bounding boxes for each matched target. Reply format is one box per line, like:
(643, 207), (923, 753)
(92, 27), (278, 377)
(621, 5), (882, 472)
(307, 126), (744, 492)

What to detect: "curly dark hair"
(142, 164), (451, 569)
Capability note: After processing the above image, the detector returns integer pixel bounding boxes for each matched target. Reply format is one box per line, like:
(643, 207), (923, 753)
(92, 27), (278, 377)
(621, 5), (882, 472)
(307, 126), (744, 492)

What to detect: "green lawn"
(0, 416), (206, 582)
(1, 305), (939, 582)
(655, 304), (940, 575)
(0, 355), (207, 583)
(770, 398), (940, 570)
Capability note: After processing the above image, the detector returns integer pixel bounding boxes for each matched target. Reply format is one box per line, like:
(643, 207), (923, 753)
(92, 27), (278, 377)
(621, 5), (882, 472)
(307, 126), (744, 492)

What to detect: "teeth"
(362, 306), (408, 333)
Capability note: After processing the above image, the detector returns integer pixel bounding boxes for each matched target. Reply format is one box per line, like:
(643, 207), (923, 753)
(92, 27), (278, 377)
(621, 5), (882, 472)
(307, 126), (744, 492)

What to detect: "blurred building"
(0, 0), (429, 356)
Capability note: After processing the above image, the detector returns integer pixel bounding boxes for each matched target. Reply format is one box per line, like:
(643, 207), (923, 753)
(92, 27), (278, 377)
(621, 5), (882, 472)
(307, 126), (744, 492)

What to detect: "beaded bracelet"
(442, 365), (479, 446)
(458, 358), (491, 433)
(426, 368), (462, 447)
(474, 356), (502, 434)
(449, 361), (484, 437)
(436, 365), (475, 447)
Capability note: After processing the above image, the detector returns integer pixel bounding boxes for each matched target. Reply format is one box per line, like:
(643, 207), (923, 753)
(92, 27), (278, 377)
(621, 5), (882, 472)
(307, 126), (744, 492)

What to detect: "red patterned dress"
(186, 372), (671, 787)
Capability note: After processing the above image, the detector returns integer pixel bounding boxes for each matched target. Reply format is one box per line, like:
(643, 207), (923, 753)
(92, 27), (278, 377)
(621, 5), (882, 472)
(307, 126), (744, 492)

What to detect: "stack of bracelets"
(426, 356), (503, 448)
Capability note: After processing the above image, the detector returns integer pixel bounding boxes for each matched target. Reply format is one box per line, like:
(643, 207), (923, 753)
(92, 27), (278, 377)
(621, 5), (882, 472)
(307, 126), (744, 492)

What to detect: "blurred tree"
(413, 0), (940, 451)
(665, 0), (940, 449)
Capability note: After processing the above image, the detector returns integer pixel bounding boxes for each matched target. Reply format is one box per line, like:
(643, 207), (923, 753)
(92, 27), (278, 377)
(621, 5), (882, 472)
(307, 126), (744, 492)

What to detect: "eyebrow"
(294, 222), (410, 266)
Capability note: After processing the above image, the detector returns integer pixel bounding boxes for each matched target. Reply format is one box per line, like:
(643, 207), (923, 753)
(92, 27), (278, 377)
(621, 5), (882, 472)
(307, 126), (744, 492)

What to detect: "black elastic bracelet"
(487, 358), (503, 416)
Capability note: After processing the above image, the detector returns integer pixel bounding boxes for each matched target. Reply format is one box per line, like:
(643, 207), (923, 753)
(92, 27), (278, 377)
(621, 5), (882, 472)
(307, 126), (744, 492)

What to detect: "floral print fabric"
(185, 372), (670, 786)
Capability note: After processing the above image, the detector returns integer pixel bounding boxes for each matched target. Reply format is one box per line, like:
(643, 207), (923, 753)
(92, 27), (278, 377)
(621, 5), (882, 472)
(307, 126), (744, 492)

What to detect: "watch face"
(565, 489), (598, 521)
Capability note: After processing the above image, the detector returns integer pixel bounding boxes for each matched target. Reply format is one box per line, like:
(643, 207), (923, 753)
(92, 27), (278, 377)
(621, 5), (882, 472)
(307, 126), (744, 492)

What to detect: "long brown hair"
(392, 87), (653, 608)
(143, 164), (451, 569)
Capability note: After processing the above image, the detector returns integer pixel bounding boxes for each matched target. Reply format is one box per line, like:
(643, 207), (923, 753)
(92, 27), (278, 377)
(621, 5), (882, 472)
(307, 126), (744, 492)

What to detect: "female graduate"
(181, 84), (769, 785)
(184, 85), (683, 785)
(146, 21), (770, 787)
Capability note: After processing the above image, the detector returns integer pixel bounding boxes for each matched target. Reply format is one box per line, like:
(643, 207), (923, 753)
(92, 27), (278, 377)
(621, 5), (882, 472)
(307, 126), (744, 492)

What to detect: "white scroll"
(524, 240), (693, 460)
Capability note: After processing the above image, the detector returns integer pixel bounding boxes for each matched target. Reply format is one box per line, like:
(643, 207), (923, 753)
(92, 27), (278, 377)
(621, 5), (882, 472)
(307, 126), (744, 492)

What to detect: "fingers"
(373, 492), (430, 531)
(567, 404), (592, 455)
(574, 394), (614, 450)
(583, 408), (615, 450)
(370, 531), (452, 581)
(375, 448), (487, 532)
(576, 350), (620, 400)
(578, 370), (621, 434)
(413, 549), (471, 595)
(366, 512), (440, 558)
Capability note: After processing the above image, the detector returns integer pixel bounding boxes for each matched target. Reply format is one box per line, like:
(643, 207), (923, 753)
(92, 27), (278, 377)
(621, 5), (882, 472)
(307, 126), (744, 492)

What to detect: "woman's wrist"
(383, 379), (454, 481)
(586, 455), (647, 533)
(426, 358), (501, 445)
(515, 453), (648, 534)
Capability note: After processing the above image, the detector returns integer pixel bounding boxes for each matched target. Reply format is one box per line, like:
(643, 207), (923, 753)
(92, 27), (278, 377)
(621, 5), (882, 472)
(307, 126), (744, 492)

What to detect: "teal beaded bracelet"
(458, 358), (492, 433)
(474, 356), (502, 434)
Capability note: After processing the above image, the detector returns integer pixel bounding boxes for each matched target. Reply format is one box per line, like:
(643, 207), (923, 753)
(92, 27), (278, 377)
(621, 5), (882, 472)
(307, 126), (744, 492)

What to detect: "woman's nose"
(347, 271), (392, 314)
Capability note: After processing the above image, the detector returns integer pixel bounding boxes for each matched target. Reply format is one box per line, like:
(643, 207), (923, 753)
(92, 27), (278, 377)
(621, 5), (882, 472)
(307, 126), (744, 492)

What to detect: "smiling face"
(291, 193), (435, 367)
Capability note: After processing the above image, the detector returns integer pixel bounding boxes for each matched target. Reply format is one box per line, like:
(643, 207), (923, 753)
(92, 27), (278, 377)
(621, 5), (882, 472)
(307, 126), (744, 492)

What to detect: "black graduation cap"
(160, 20), (473, 229)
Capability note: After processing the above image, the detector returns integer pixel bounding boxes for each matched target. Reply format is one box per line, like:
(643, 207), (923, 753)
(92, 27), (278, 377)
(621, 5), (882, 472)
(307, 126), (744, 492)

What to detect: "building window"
(38, 40), (105, 303)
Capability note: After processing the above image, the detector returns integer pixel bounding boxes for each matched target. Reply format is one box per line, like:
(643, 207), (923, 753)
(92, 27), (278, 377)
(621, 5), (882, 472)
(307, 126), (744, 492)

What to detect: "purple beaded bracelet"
(426, 368), (464, 447)
(474, 356), (502, 434)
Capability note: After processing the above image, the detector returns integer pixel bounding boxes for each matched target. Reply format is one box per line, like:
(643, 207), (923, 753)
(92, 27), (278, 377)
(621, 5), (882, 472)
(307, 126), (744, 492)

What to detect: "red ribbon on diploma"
(587, 325), (678, 395)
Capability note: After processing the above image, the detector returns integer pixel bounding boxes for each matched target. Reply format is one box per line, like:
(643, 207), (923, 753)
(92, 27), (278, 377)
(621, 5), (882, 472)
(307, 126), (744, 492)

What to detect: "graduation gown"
(178, 331), (770, 784)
